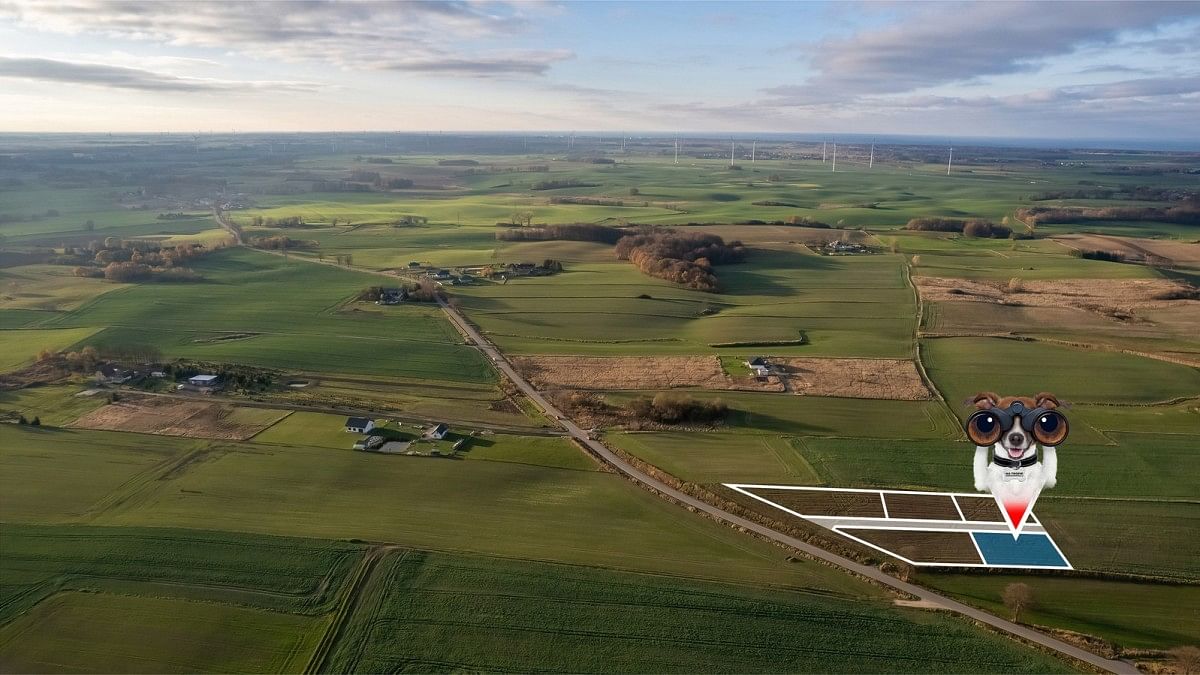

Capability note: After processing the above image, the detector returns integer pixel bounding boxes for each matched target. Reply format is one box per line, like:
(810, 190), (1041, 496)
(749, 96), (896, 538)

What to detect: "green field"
(922, 574), (1200, 651)
(923, 336), (1200, 406)
(456, 251), (917, 357)
(0, 524), (359, 672)
(39, 247), (494, 382)
(0, 327), (98, 371)
(326, 549), (1069, 674)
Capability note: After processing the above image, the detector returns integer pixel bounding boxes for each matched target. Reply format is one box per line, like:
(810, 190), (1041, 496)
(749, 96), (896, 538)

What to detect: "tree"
(629, 187), (640, 196)
(1001, 583), (1034, 622)
(17, 415), (27, 425)
(30, 416), (41, 426)
(83, 219), (95, 231)
(1171, 646), (1200, 674)
(36, 348), (54, 362)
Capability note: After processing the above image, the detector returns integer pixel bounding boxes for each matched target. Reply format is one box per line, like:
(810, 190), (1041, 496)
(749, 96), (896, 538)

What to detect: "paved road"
(436, 297), (1137, 674)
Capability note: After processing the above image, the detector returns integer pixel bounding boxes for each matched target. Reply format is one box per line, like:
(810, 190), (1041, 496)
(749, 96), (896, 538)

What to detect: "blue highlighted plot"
(971, 532), (1069, 568)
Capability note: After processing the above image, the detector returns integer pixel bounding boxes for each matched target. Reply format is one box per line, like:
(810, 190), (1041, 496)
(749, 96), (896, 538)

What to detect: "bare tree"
(1172, 646), (1200, 675)
(1001, 583), (1034, 622)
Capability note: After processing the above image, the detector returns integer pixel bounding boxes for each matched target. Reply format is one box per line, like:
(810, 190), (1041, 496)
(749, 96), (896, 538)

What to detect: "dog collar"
(992, 454), (1038, 469)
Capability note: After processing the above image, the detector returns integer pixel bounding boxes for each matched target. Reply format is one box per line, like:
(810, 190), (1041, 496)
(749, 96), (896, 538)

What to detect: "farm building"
(188, 374), (220, 387)
(345, 417), (375, 433)
(95, 364), (132, 384)
(426, 423), (449, 440)
(375, 288), (408, 305)
(744, 357), (770, 379)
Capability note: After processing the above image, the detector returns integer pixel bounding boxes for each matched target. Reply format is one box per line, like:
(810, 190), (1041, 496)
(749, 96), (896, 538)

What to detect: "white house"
(426, 423), (449, 440)
(345, 417), (375, 434)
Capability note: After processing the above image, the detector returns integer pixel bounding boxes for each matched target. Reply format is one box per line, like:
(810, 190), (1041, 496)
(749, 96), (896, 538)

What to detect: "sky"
(0, 0), (1198, 141)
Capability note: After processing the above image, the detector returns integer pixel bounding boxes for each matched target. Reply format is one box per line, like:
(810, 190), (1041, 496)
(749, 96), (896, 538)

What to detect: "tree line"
(1016, 201), (1200, 227)
(614, 230), (745, 292)
(905, 217), (1013, 238)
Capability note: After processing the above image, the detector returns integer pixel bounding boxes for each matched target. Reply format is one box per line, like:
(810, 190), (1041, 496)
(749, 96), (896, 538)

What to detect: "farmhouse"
(744, 357), (770, 379)
(375, 288), (408, 305)
(345, 417), (375, 433)
(188, 374), (220, 387)
(426, 422), (449, 440)
(824, 239), (867, 254)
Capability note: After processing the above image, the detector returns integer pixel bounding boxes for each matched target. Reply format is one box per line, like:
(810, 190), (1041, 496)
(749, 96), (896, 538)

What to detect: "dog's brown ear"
(1034, 392), (1060, 409)
(969, 392), (1000, 409)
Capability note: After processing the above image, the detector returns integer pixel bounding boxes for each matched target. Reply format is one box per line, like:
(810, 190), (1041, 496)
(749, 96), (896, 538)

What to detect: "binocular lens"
(1032, 411), (1068, 445)
(966, 411), (1003, 445)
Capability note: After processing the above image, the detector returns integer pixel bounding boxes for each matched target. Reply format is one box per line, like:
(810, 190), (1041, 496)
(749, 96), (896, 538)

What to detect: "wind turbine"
(947, 144), (954, 176)
(831, 140), (837, 173)
(822, 140), (827, 163)
(751, 140), (756, 163)
(869, 138), (875, 169)
(674, 137), (679, 164)
(730, 139), (736, 167)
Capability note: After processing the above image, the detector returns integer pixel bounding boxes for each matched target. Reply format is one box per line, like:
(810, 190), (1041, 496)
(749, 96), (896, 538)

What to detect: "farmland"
(326, 549), (1069, 674)
(2, 133), (1198, 671)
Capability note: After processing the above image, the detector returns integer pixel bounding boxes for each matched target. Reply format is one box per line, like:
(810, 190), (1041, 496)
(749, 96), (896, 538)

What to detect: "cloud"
(382, 50), (573, 77)
(773, 1), (1200, 101)
(0, 56), (320, 92)
(0, 0), (571, 77)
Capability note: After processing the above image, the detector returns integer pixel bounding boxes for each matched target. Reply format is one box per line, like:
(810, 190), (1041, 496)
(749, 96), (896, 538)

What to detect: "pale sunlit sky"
(1, 1), (1198, 141)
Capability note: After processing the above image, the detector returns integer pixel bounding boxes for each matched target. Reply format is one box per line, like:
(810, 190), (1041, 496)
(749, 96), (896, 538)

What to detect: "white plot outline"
(724, 484), (1071, 570)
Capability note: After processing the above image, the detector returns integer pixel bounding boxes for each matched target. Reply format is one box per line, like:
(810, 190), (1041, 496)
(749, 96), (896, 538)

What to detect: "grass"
(0, 425), (200, 522)
(0, 524), (362, 673)
(922, 336), (1200, 405)
(604, 391), (961, 439)
(0, 591), (325, 674)
(83, 439), (869, 593)
(608, 431), (822, 485)
(460, 433), (596, 471)
(921, 574), (1200, 651)
(0, 327), (98, 371)
(37, 247), (494, 382)
(1038, 498), (1199, 581)
(326, 549), (1069, 673)
(0, 264), (128, 314)
(0, 383), (108, 426)
(455, 251), (916, 358)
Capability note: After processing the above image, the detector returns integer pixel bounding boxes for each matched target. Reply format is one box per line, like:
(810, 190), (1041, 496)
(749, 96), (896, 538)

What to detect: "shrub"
(628, 393), (729, 425)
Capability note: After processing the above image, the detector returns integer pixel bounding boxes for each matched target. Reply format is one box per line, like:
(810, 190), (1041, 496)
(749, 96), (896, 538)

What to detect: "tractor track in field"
(229, 234), (1137, 674)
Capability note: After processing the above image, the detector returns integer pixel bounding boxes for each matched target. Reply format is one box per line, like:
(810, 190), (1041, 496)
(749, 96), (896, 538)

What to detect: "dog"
(966, 392), (1067, 533)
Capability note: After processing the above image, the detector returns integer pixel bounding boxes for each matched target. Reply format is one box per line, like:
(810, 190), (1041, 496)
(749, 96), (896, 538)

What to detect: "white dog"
(967, 393), (1066, 534)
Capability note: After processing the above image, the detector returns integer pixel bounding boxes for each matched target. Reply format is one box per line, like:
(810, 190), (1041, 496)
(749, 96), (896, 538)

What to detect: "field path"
(235, 232), (1135, 673)
(436, 295), (1138, 675)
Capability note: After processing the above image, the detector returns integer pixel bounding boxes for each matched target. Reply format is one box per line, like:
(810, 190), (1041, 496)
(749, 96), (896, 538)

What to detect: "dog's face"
(968, 392), (1063, 460)
(998, 416), (1035, 460)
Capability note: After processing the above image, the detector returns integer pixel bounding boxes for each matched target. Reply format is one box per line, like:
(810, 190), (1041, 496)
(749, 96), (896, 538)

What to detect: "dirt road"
(436, 296), (1137, 674)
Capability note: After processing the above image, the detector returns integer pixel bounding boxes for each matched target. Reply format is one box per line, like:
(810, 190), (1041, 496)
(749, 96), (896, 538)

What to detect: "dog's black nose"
(1008, 433), (1025, 446)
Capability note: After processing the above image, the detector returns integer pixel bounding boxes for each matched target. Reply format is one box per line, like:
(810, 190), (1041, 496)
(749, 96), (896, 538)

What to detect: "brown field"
(915, 276), (1196, 319)
(883, 493), (962, 520)
(773, 358), (932, 400)
(69, 395), (286, 440)
(840, 528), (983, 564)
(510, 355), (781, 391)
(749, 488), (886, 518)
(956, 495), (1005, 522)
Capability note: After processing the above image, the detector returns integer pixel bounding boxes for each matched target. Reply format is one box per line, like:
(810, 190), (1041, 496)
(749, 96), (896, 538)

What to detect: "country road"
(223, 221), (1135, 673)
(435, 296), (1138, 675)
